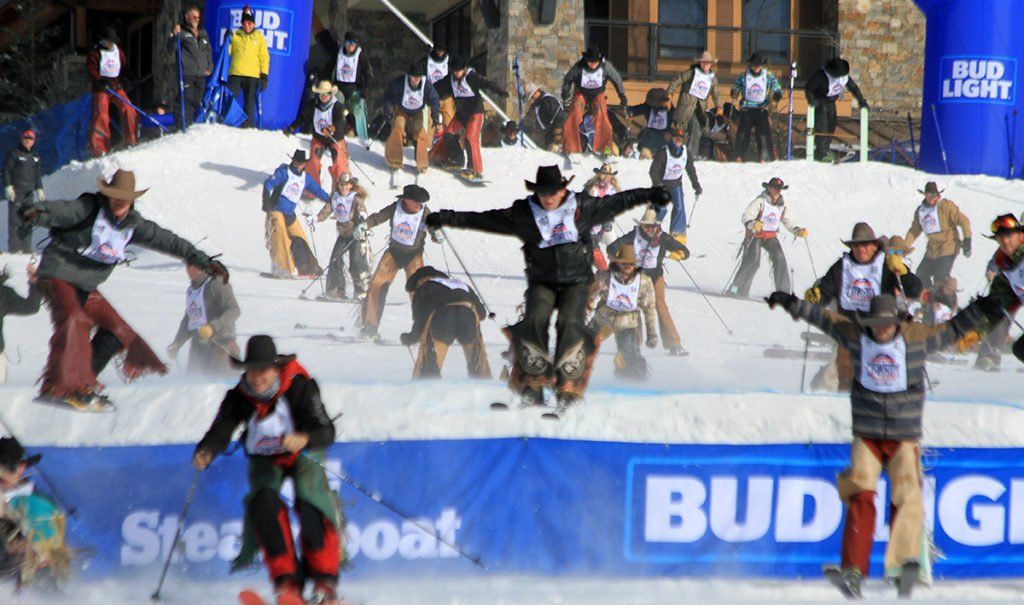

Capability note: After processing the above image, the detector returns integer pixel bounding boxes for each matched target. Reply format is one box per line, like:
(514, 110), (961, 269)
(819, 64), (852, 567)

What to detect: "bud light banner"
(940, 57), (1016, 104)
(204, 1), (313, 129)
(39, 440), (1024, 581)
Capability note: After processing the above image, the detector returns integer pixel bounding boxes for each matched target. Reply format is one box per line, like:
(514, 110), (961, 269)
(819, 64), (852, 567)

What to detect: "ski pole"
(687, 193), (700, 229)
(256, 89), (263, 129)
(366, 118), (388, 151)
(150, 471), (201, 602)
(326, 132), (376, 185)
(300, 236), (355, 298)
(439, 227), (496, 319)
(803, 237), (818, 281)
(105, 88), (170, 133)
(929, 104), (949, 174)
(304, 453), (484, 568)
(907, 112), (917, 168)
(513, 54), (525, 147)
(676, 260), (733, 336)
(786, 62), (796, 160)
(176, 33), (187, 132)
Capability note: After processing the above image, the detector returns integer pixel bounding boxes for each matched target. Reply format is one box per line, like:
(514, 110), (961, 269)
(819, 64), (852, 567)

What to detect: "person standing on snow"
(192, 335), (343, 605)
(426, 165), (670, 409)
(426, 45), (454, 128)
(902, 181), (972, 290)
(730, 52), (783, 162)
(607, 208), (690, 356)
(648, 126), (702, 245)
(400, 266), (491, 379)
(587, 245), (657, 380)
(666, 50), (724, 160)
(316, 173), (369, 301)
(262, 150), (330, 278)
(804, 56), (869, 161)
(3, 129), (43, 253)
(227, 6), (269, 129)
(285, 81), (350, 187)
(382, 62), (441, 176)
(727, 177), (808, 297)
(16, 169), (228, 410)
(166, 259), (241, 376)
(331, 31), (373, 143)
(167, 5), (213, 129)
(360, 184), (437, 339)
(765, 291), (994, 599)
(86, 28), (138, 156)
(429, 56), (509, 181)
(561, 45), (628, 157)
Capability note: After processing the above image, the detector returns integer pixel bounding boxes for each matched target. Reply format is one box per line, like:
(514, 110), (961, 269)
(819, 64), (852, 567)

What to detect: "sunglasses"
(887, 249), (905, 256)
(991, 215), (1021, 234)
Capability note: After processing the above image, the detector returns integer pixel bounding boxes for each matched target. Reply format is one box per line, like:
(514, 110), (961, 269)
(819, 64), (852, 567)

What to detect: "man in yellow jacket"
(903, 181), (972, 290)
(228, 6), (269, 128)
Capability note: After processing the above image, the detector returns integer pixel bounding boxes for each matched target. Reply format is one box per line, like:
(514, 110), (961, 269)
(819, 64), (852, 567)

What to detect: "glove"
(4, 186), (13, 201)
(192, 449), (213, 472)
(962, 238), (972, 258)
(765, 291), (797, 310)
(322, 125), (335, 137)
(399, 332), (417, 346)
(956, 330), (980, 353)
(749, 220), (763, 233)
(353, 221), (367, 240)
(646, 335), (658, 349)
(796, 227), (809, 238)
(694, 184), (703, 198)
(17, 203), (39, 223)
(885, 252), (908, 276)
(166, 342), (181, 357)
(804, 286), (821, 304)
(619, 94), (628, 107)
(425, 210), (453, 229)
(648, 186), (671, 207)
(206, 259), (230, 284)
(772, 91), (783, 103)
(668, 245), (690, 261)
(258, 73), (268, 92)
(430, 227), (445, 244)
(859, 99), (870, 110)
(197, 324), (214, 343)
(34, 189), (44, 202)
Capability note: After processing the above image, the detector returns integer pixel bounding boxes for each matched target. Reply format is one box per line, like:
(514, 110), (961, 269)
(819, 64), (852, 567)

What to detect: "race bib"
(839, 254), (884, 313)
(688, 69), (713, 100)
(81, 210), (134, 264)
(859, 335), (908, 393)
(917, 204), (941, 235)
(580, 66), (604, 90)
(245, 398), (296, 456)
(529, 194), (580, 248)
(605, 273), (640, 312)
(744, 71), (767, 104)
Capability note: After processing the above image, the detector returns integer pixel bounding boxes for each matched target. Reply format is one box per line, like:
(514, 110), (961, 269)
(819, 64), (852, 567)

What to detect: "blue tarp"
(0, 95), (92, 181)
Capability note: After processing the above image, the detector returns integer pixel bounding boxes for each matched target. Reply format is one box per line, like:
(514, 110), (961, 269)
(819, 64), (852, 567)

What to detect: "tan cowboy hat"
(696, 50), (718, 64)
(96, 169), (148, 200)
(634, 208), (662, 226)
(611, 244), (637, 265)
(593, 162), (617, 176)
(855, 295), (908, 328)
(842, 222), (884, 247)
(886, 235), (915, 255)
(311, 80), (338, 95)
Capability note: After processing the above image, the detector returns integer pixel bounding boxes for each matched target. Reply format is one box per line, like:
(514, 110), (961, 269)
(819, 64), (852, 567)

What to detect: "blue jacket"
(263, 164), (329, 218)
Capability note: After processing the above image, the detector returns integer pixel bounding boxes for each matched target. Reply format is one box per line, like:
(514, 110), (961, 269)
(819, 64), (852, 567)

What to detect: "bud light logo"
(941, 57), (1016, 105)
(866, 353), (899, 384)
(219, 6), (294, 55)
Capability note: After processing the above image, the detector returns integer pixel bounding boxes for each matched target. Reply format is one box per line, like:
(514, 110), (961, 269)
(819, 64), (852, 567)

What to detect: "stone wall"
(346, 9), (431, 111)
(838, 0), (925, 115)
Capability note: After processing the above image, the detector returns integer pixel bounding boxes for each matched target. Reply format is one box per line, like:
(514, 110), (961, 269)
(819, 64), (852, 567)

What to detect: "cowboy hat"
(917, 181), (944, 195)
(842, 222), (884, 247)
(611, 245), (637, 266)
(230, 335), (295, 369)
(525, 165), (574, 193)
(886, 235), (915, 255)
(0, 437), (41, 470)
(761, 177), (789, 190)
(399, 184), (430, 204)
(289, 149), (308, 163)
(581, 45), (603, 62)
(696, 50), (718, 64)
(986, 213), (1024, 239)
(405, 265), (448, 292)
(644, 87), (669, 106)
(97, 169), (148, 200)
(311, 80), (338, 95)
(337, 172), (356, 185)
(855, 294), (908, 328)
(634, 208), (662, 226)
(593, 162), (617, 176)
(824, 57), (850, 78)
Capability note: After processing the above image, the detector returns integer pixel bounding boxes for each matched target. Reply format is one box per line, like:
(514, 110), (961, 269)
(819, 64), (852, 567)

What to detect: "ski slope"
(1, 124), (1023, 603)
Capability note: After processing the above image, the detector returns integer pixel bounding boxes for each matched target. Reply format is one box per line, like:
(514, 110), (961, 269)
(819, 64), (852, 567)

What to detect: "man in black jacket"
(401, 266), (491, 379)
(426, 165), (669, 408)
(3, 130), (43, 253)
(168, 5), (213, 128)
(193, 335), (342, 605)
(804, 57), (869, 161)
(330, 31), (373, 142)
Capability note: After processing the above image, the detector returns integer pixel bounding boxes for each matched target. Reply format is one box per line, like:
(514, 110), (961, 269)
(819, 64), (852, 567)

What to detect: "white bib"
(185, 281), (209, 331)
(1000, 261), (1024, 303)
(663, 147), (687, 181)
(529, 194), (580, 248)
(634, 230), (660, 270)
(647, 108), (668, 130)
(313, 98), (337, 133)
(744, 71), (767, 104)
(245, 397), (296, 456)
(826, 73), (849, 98)
(391, 204), (424, 247)
(81, 211), (134, 265)
(859, 335), (908, 393)
(759, 201), (783, 233)
(917, 204), (941, 235)
(580, 66), (604, 90)
(605, 273), (640, 312)
(429, 276), (470, 292)
(932, 302), (953, 323)
(331, 191), (356, 224)
(427, 56), (449, 84)
(280, 169), (306, 205)
(401, 78), (425, 111)
(99, 46), (121, 78)
(688, 68), (714, 101)
(335, 47), (360, 83)
(839, 254), (884, 312)
(451, 71), (476, 98)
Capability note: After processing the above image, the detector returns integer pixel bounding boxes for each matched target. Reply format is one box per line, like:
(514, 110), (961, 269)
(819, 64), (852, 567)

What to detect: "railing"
(585, 19), (839, 85)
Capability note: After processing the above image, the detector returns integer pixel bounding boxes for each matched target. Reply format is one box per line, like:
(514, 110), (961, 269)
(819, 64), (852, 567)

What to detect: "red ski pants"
(89, 88), (138, 156)
(430, 113), (484, 174)
(250, 489), (340, 585)
(308, 137), (350, 190)
(563, 91), (613, 155)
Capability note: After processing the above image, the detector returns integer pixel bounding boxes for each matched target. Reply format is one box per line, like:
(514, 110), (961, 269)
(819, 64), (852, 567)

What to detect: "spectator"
(3, 130), (43, 253)
(228, 6), (269, 128)
(86, 27), (138, 156)
(168, 5), (213, 129)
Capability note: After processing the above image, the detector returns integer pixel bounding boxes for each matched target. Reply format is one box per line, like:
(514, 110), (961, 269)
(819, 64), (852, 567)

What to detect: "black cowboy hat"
(289, 149), (308, 163)
(230, 335), (295, 370)
(405, 265), (448, 292)
(100, 26), (119, 44)
(581, 45), (603, 62)
(761, 177), (789, 190)
(748, 51), (767, 66)
(0, 437), (41, 470)
(855, 294), (908, 328)
(525, 165), (574, 193)
(406, 61), (426, 76)
(644, 87), (669, 106)
(449, 56), (469, 72)
(399, 184), (430, 204)
(241, 5), (255, 23)
(824, 57), (850, 78)
(917, 181), (944, 195)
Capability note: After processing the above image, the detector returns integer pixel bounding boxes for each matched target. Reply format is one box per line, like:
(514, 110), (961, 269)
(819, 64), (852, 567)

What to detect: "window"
(432, 2), (472, 65)
(658, 0), (706, 60)
(742, 0), (790, 67)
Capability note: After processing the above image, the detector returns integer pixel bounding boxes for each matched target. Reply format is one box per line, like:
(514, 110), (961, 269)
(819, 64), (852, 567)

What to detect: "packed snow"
(1, 124), (1023, 603)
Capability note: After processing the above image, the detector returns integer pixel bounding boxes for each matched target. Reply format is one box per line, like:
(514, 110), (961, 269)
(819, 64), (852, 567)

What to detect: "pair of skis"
(239, 589), (359, 605)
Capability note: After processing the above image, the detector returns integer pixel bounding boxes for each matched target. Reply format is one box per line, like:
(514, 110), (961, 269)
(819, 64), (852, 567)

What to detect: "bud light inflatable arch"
(204, 1), (313, 130)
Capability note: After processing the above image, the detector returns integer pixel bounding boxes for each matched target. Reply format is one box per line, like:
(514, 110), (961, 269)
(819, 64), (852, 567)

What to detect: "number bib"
(99, 46), (121, 78)
(759, 201), (783, 233)
(839, 254), (884, 313)
(647, 108), (668, 130)
(427, 56), (448, 84)
(634, 230), (660, 270)
(663, 148), (687, 181)
(827, 73), (849, 97)
(314, 99), (336, 133)
(331, 191), (356, 224)
(335, 47), (360, 83)
(859, 335), (908, 393)
(744, 71), (767, 104)
(529, 194), (579, 248)
(580, 66), (604, 90)
(81, 210), (134, 264)
(917, 204), (941, 235)
(429, 277), (470, 292)
(1000, 261), (1024, 304)
(688, 68), (713, 100)
(605, 273), (640, 312)
(185, 281), (208, 331)
(280, 169), (306, 205)
(402, 78), (425, 111)
(391, 204), (424, 247)
(451, 70), (476, 98)
(245, 398), (296, 456)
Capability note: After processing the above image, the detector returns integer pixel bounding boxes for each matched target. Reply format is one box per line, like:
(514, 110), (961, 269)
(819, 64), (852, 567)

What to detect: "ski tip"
(541, 412), (561, 421)
(489, 402), (509, 411)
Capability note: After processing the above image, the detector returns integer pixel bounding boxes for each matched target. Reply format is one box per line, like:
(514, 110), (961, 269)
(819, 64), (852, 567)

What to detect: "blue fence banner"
(916, 0), (1024, 177)
(0, 95), (92, 181)
(39, 439), (1024, 581)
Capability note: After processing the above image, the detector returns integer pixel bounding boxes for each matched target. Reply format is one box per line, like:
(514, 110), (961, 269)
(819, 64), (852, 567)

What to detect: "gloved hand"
(885, 252), (908, 276)
(962, 237), (972, 257)
(430, 227), (445, 244)
(772, 91), (783, 103)
(796, 227), (809, 238)
(258, 73), (268, 92)
(192, 449), (213, 472)
(648, 186), (671, 207)
(646, 334), (658, 349)
(765, 291), (797, 310)
(167, 342), (181, 357)
(619, 94), (628, 107)
(694, 184), (703, 198)
(34, 189), (44, 202)
(206, 259), (230, 284)
(859, 99), (870, 110)
(750, 220), (764, 233)
(425, 210), (454, 229)
(18, 203), (39, 223)
(322, 125), (335, 137)
(804, 286), (821, 304)
(399, 332), (417, 346)
(668, 245), (690, 261)
(197, 324), (214, 343)
(956, 330), (980, 353)
(4, 186), (13, 201)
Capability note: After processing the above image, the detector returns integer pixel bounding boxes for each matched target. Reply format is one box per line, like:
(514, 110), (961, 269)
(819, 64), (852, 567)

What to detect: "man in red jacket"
(86, 27), (138, 156)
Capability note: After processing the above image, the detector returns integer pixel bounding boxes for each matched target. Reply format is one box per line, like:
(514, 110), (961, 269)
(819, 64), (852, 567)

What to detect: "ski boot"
(894, 560), (920, 599)
(668, 346), (689, 357)
(309, 579), (342, 605)
(823, 564), (863, 599)
(274, 580), (305, 605)
(555, 391), (582, 413)
(519, 385), (545, 408)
